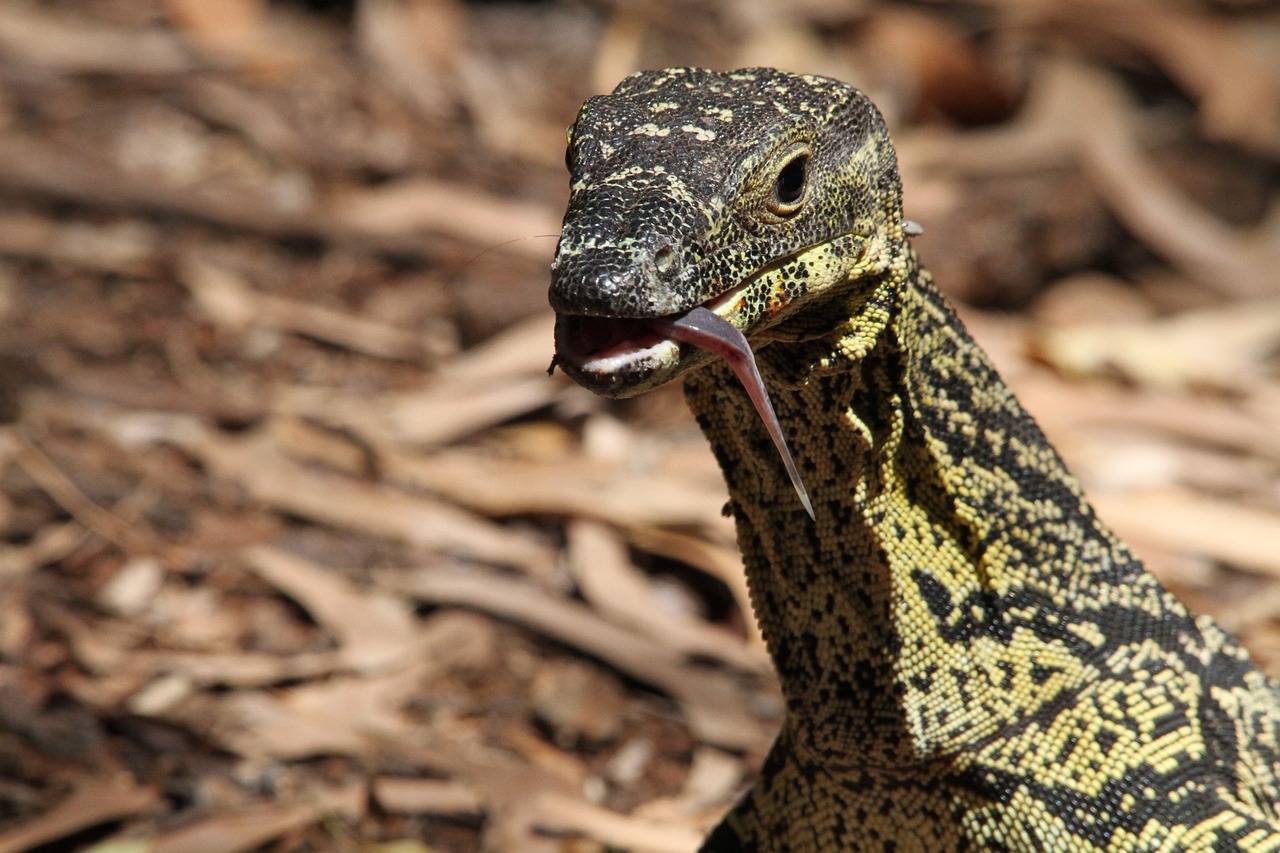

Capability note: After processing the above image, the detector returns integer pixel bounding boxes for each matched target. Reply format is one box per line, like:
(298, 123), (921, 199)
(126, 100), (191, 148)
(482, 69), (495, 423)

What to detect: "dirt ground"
(0, 1), (1277, 851)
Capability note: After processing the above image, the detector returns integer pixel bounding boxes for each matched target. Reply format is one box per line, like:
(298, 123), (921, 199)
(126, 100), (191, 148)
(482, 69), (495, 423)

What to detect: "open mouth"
(552, 285), (815, 519)
(554, 282), (747, 379)
(565, 314), (671, 364)
(551, 312), (688, 403)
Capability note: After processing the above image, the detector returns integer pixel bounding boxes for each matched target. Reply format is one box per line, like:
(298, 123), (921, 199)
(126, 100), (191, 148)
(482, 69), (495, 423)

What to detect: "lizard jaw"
(552, 284), (747, 399)
(552, 316), (680, 398)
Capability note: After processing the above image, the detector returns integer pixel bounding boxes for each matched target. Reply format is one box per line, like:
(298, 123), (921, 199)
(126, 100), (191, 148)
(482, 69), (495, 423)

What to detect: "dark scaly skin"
(549, 67), (1280, 851)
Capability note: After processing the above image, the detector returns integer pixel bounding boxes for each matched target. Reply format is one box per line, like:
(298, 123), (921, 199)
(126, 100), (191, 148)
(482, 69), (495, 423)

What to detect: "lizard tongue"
(650, 307), (816, 521)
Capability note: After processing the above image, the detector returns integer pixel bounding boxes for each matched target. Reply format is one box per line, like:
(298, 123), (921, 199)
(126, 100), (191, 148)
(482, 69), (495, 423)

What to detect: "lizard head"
(550, 66), (906, 398)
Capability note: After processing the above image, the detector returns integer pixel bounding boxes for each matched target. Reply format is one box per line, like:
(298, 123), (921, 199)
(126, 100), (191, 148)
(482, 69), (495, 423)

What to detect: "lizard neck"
(684, 251), (1134, 766)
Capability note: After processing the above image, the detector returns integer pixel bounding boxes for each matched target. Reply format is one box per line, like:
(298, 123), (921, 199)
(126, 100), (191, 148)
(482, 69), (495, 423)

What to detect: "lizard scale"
(549, 67), (1280, 852)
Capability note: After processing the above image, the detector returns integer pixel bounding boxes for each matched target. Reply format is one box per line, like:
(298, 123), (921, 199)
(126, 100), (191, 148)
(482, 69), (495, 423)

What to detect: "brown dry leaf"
(1062, 430), (1274, 500)
(896, 58), (1085, 179)
(0, 773), (157, 853)
(124, 651), (339, 691)
(5, 429), (178, 562)
(1073, 64), (1280, 298)
(0, 212), (158, 276)
(859, 9), (1019, 125)
(675, 747), (746, 816)
(373, 777), (485, 817)
(31, 351), (263, 423)
(0, 137), (314, 246)
(241, 545), (417, 672)
(0, 136), (552, 264)
(332, 178), (561, 262)
(532, 791), (703, 853)
(502, 719), (593, 788)
(628, 526), (763, 647)
(381, 448), (726, 528)
(732, 6), (829, 77)
(192, 666), (424, 760)
(180, 77), (311, 166)
(1197, 20), (1280, 154)
(1238, 625), (1280, 680)
(1007, 373), (1280, 465)
(0, 591), (34, 658)
(269, 416), (370, 476)
(179, 611), (493, 759)
(1249, 388), (1280, 463)
(35, 603), (141, 681)
(355, 0), (465, 119)
(1034, 299), (1280, 390)
(192, 430), (550, 570)
(434, 312), (558, 387)
(0, 520), (88, 578)
(0, 7), (198, 75)
(143, 414), (551, 573)
(567, 520), (766, 673)
(363, 843), (440, 853)
(1214, 584), (1280, 636)
(899, 55), (1280, 299)
(151, 803), (317, 853)
(591, 4), (651, 97)
(375, 737), (570, 853)
(181, 256), (431, 362)
(280, 313), (561, 446)
(20, 393), (555, 572)
(1029, 273), (1158, 328)
(529, 657), (626, 745)
(1092, 487), (1280, 579)
(164, 0), (298, 78)
(1023, 0), (1280, 155)
(296, 376), (560, 448)
(114, 610), (490, 706)
(384, 567), (773, 751)
(165, 0), (264, 45)
(82, 842), (152, 853)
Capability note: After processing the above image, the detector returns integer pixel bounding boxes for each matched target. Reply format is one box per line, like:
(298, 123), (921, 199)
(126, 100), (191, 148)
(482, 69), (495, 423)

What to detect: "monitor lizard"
(548, 66), (1280, 851)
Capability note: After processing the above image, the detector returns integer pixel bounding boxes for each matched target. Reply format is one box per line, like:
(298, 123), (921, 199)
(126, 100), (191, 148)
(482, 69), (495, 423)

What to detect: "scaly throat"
(683, 262), (1105, 764)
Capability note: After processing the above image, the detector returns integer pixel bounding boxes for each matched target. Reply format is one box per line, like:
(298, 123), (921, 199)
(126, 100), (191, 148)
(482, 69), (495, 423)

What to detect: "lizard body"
(548, 67), (1280, 851)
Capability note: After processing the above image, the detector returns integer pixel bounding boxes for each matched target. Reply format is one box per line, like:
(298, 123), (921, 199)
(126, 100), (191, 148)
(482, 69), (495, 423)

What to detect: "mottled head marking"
(549, 66), (908, 413)
(550, 67), (903, 324)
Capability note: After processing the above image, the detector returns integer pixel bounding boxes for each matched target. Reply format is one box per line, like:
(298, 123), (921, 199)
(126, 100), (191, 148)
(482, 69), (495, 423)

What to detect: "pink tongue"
(651, 307), (815, 520)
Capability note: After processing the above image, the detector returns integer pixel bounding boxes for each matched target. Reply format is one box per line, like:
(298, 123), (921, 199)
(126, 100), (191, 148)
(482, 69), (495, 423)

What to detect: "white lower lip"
(579, 336), (678, 373)
(574, 282), (746, 374)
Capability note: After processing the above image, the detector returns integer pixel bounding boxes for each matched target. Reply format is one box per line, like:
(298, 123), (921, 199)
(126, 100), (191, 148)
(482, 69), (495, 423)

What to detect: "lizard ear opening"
(768, 149), (809, 216)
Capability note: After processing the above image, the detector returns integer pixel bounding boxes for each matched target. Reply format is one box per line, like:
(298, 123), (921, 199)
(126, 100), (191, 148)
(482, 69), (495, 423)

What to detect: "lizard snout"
(549, 238), (688, 318)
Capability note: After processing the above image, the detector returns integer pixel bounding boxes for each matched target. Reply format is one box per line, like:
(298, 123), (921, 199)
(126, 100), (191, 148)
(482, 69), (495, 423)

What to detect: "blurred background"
(0, 1), (1277, 851)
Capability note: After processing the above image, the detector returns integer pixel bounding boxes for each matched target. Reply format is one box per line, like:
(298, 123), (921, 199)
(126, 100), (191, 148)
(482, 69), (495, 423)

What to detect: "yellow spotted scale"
(549, 67), (1280, 852)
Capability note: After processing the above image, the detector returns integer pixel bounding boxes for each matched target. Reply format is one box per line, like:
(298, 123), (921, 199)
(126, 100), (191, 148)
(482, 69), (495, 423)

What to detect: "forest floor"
(0, 1), (1278, 851)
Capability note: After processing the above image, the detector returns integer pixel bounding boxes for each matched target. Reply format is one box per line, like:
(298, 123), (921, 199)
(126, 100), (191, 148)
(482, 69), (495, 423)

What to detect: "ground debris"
(0, 2), (1276, 851)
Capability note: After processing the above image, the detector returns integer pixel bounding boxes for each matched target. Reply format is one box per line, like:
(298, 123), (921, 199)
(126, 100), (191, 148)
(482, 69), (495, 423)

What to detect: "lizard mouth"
(553, 314), (679, 392)
(551, 232), (844, 395)
(561, 314), (672, 368)
(552, 284), (745, 398)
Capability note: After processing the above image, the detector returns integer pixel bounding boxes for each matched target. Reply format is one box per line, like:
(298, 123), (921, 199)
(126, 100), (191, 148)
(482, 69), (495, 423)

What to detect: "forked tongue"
(651, 307), (816, 520)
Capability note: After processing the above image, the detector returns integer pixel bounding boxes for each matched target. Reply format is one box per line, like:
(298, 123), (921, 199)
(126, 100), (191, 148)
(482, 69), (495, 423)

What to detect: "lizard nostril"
(653, 244), (676, 274)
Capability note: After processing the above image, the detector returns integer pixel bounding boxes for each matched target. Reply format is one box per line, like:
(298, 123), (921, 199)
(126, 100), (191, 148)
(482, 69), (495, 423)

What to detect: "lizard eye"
(564, 144), (574, 173)
(769, 151), (809, 215)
